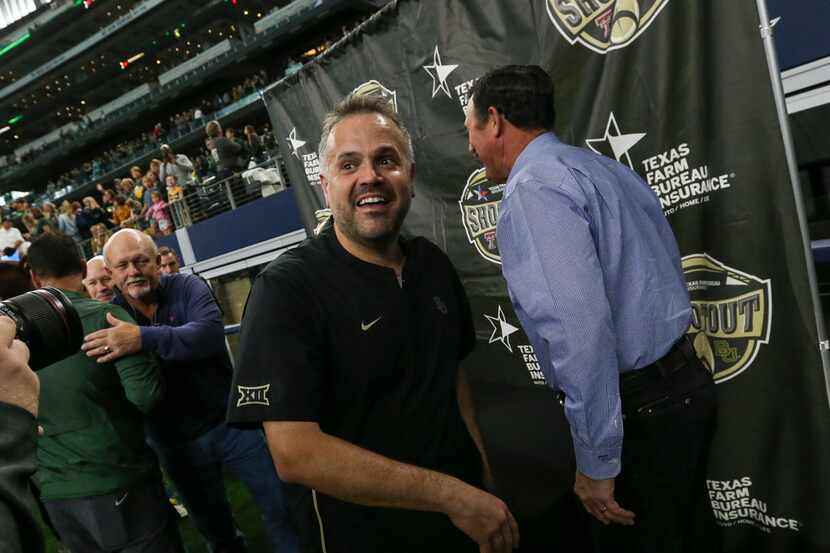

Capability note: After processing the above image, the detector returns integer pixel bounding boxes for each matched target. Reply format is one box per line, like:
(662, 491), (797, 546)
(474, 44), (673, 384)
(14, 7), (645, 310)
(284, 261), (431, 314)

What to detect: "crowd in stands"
(3, 70), (270, 183)
(1, 119), (275, 262)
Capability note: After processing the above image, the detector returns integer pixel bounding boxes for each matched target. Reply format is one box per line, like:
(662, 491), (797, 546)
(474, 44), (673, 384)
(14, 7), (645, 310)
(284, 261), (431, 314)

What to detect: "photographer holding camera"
(25, 233), (185, 553)
(159, 144), (194, 189)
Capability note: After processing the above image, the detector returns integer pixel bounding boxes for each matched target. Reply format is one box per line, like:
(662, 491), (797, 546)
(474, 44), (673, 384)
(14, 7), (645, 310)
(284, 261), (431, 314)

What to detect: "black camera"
(0, 287), (84, 371)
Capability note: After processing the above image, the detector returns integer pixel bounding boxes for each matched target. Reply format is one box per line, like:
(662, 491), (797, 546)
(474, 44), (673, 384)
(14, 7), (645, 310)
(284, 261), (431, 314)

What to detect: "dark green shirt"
(35, 290), (165, 501)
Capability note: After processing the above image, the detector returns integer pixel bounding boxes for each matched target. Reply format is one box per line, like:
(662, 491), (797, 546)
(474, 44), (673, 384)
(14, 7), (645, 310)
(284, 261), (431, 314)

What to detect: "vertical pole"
(225, 177), (237, 210)
(756, 0), (830, 404)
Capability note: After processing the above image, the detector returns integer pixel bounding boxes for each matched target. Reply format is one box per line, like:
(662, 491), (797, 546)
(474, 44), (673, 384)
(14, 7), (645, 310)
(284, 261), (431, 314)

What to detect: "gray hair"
(317, 94), (414, 177)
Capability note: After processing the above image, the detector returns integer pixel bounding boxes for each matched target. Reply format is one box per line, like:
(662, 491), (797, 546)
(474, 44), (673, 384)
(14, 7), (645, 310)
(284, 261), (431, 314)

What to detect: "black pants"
(591, 341), (719, 553)
(45, 480), (185, 553)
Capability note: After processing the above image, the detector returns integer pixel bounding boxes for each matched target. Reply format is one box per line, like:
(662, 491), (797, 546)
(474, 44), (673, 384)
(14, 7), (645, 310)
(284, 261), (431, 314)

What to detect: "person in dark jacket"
(205, 120), (244, 179)
(82, 228), (298, 553)
(77, 196), (109, 240)
(0, 316), (43, 553)
(243, 124), (266, 163)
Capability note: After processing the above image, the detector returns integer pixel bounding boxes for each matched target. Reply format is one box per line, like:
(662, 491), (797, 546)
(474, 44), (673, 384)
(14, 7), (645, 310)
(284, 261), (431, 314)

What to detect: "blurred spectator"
(166, 176), (184, 202)
(127, 198), (144, 228)
(112, 196), (133, 226)
(133, 176), (147, 204)
(130, 166), (144, 186)
(20, 213), (36, 238)
(159, 145), (194, 187)
(118, 177), (135, 198)
(149, 159), (163, 187)
(158, 246), (180, 274)
(78, 197), (109, 240)
(141, 174), (164, 216)
(0, 219), (23, 256)
(206, 120), (244, 179)
(244, 125), (266, 162)
(101, 190), (116, 223)
(89, 224), (111, 257)
(33, 205), (55, 237)
(145, 191), (173, 236)
(57, 201), (82, 247)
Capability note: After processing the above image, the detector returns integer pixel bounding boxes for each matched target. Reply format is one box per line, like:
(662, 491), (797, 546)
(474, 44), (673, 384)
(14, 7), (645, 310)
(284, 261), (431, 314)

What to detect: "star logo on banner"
(473, 186), (489, 200)
(484, 305), (520, 353)
(585, 112), (646, 170)
(286, 128), (306, 158)
(423, 46), (458, 99)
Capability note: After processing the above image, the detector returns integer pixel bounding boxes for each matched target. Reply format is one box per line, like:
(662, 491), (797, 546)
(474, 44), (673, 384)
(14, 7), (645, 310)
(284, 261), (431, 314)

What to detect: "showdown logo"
(546, 0), (670, 54)
(683, 254), (772, 383)
(352, 79), (398, 112)
(459, 167), (503, 265)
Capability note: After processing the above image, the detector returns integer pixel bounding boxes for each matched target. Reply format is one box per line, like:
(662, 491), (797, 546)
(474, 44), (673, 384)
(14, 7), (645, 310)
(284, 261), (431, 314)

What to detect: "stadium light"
(0, 126), (10, 135)
(0, 33), (31, 60)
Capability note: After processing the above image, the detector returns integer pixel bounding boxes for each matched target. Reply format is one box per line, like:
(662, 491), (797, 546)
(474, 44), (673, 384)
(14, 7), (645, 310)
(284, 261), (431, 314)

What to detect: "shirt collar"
(320, 221), (412, 281)
(60, 288), (86, 300)
(506, 131), (560, 188)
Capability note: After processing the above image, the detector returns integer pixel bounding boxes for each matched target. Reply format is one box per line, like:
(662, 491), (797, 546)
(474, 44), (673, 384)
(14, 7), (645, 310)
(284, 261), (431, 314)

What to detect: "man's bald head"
(103, 229), (158, 267)
(103, 229), (161, 304)
(83, 256), (114, 302)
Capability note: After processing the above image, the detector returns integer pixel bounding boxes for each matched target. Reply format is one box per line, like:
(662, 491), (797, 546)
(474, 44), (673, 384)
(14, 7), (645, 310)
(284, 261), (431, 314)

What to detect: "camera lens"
(0, 287), (84, 371)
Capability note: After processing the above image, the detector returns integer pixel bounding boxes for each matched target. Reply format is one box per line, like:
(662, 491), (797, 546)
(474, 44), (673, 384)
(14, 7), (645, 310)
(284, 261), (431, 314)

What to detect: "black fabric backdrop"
(264, 1), (830, 550)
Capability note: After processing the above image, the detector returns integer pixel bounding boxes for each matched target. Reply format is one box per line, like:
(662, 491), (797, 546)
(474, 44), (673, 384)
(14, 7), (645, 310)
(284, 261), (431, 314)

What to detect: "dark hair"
(469, 65), (555, 131)
(158, 246), (175, 257)
(318, 93), (414, 175)
(27, 233), (84, 278)
(0, 261), (32, 300)
(205, 120), (222, 138)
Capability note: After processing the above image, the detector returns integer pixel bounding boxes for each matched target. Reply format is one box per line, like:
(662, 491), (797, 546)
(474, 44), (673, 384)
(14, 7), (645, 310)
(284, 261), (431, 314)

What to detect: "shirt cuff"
(573, 442), (622, 480)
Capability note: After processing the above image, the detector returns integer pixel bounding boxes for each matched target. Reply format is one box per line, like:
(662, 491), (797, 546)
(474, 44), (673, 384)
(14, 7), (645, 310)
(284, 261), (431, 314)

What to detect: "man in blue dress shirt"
(464, 65), (717, 552)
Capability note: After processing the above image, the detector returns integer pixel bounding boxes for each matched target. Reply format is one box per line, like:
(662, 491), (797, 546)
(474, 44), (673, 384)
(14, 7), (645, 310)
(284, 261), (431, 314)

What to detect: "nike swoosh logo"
(361, 316), (382, 331)
(115, 492), (129, 507)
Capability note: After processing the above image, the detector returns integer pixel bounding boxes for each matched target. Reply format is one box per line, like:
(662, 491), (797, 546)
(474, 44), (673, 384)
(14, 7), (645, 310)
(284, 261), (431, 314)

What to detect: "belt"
(554, 335), (701, 406)
(622, 334), (698, 384)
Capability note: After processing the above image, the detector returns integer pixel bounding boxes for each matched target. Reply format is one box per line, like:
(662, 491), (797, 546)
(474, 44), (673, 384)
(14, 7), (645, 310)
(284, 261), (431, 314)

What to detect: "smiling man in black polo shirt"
(227, 94), (519, 553)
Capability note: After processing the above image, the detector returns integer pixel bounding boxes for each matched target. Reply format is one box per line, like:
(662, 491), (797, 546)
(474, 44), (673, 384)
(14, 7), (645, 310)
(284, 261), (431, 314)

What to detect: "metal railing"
(71, 158), (284, 261)
(170, 159), (285, 229)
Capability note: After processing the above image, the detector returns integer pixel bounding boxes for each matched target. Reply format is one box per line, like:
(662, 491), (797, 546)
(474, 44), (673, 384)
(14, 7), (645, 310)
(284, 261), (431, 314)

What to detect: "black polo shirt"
(228, 225), (480, 553)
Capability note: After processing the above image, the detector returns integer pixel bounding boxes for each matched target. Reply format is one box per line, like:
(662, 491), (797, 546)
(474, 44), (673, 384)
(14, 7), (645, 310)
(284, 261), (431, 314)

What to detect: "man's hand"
(82, 312), (142, 363)
(446, 484), (519, 553)
(573, 471), (635, 526)
(0, 317), (38, 416)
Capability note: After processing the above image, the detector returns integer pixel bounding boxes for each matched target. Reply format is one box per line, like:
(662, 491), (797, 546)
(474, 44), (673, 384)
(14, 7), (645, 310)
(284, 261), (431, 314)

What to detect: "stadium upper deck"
(0, 0), (383, 197)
